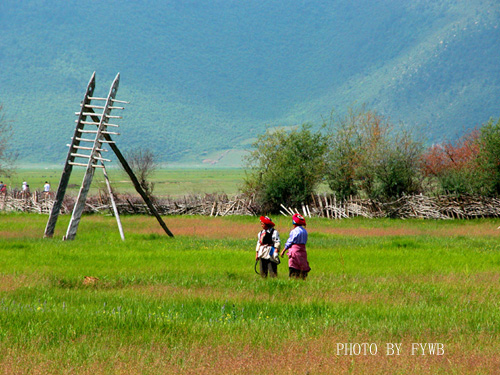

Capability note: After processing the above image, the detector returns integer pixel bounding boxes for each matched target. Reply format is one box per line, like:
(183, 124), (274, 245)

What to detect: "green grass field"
(5, 167), (247, 197)
(1, 213), (500, 374)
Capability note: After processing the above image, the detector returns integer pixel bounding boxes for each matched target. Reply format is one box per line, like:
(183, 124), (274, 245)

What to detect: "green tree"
(326, 108), (390, 199)
(477, 117), (500, 196)
(372, 129), (424, 200)
(243, 124), (327, 213)
(325, 110), (363, 199)
(326, 107), (424, 200)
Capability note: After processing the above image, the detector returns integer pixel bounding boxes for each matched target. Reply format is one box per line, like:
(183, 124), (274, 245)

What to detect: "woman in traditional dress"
(255, 216), (281, 278)
(280, 213), (310, 279)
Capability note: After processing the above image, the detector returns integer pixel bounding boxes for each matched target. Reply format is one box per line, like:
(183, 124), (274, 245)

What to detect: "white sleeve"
(272, 230), (281, 250)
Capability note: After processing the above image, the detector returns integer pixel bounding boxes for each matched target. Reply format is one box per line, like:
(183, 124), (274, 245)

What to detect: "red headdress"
(292, 213), (306, 226)
(259, 216), (275, 227)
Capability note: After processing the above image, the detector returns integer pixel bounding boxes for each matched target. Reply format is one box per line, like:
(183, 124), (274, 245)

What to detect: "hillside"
(0, 0), (499, 166)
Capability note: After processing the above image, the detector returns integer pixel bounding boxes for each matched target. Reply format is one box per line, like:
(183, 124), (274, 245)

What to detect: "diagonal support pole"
(104, 132), (175, 238)
(101, 159), (125, 241)
(83, 108), (174, 237)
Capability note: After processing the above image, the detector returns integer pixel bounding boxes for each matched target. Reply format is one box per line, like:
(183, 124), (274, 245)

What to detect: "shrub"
(243, 124), (327, 213)
(421, 129), (482, 195)
(372, 129), (424, 200)
(123, 147), (158, 198)
(326, 107), (423, 200)
(325, 108), (386, 199)
(477, 117), (500, 195)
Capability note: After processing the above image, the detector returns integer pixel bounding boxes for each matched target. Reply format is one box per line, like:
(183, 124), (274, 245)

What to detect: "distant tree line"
(243, 107), (500, 213)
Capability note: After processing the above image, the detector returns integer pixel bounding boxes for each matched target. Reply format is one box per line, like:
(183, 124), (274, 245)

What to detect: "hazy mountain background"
(0, 0), (499, 167)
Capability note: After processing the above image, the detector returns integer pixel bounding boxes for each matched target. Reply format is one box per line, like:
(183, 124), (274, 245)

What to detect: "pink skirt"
(288, 244), (311, 272)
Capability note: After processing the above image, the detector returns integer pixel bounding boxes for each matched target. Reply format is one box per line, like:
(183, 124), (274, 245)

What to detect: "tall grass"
(1, 213), (500, 373)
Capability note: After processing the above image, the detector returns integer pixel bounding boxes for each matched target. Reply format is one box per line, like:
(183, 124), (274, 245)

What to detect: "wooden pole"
(44, 72), (97, 238)
(280, 204), (294, 216)
(81, 106), (174, 238)
(324, 194), (330, 219)
(102, 131), (174, 237)
(318, 194), (324, 217)
(101, 160), (125, 241)
(333, 195), (338, 220)
(65, 73), (121, 241)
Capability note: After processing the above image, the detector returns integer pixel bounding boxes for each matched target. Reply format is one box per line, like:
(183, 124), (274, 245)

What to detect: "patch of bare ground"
(0, 230), (38, 239)
(129, 216), (500, 239)
(316, 226), (500, 238)
(0, 274), (45, 292)
(130, 216), (257, 239)
(4, 215), (498, 240)
(2, 338), (498, 374)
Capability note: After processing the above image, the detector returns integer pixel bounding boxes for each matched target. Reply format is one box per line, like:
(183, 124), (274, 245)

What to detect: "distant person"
(280, 213), (311, 279)
(0, 181), (5, 196)
(255, 216), (281, 278)
(43, 181), (51, 198)
(22, 181), (30, 198)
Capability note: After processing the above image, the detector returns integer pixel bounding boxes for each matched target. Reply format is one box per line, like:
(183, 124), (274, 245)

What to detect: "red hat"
(292, 213), (306, 226)
(259, 216), (275, 226)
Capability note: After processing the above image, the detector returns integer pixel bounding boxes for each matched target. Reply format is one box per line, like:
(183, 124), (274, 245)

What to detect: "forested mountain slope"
(0, 0), (498, 165)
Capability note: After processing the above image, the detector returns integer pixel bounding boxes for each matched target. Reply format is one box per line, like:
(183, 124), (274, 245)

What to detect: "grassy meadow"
(1, 212), (500, 374)
(5, 167), (247, 197)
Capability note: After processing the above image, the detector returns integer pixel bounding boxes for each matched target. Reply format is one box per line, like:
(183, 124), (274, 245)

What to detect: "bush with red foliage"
(422, 129), (480, 177)
(421, 129), (482, 195)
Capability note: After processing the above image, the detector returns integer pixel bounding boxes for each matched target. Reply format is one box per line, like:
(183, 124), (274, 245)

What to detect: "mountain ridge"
(0, 0), (499, 166)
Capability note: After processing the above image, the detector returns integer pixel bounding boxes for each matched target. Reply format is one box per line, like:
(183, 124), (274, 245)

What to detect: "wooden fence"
(2, 191), (500, 220)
